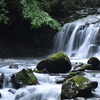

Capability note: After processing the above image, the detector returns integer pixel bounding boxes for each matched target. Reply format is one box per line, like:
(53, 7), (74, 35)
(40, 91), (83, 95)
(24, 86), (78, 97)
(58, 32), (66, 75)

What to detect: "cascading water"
(54, 15), (100, 59)
(1, 15), (100, 100)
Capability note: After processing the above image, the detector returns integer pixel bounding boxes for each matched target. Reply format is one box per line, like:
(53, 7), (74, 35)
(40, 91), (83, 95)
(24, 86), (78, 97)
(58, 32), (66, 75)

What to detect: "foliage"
(0, 0), (9, 24)
(20, 0), (62, 30)
(1, 0), (100, 30)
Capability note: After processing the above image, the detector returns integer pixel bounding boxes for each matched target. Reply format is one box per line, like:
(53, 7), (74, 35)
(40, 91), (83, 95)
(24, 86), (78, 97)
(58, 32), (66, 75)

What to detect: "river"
(1, 15), (100, 100)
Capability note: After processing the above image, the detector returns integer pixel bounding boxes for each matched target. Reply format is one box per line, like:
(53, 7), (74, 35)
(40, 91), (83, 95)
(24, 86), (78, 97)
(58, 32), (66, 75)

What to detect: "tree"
(0, 0), (62, 30)
(0, 0), (9, 24)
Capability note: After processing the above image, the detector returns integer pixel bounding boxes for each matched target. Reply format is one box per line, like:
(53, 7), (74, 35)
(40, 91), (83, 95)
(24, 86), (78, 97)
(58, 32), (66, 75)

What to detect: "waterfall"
(54, 15), (100, 59)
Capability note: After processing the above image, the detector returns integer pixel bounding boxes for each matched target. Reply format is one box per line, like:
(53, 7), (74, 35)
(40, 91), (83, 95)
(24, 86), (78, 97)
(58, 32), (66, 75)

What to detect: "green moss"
(68, 76), (91, 89)
(45, 52), (72, 67)
(81, 64), (92, 70)
(16, 69), (38, 85)
(69, 72), (79, 75)
(68, 71), (79, 78)
(49, 52), (67, 59)
(33, 69), (41, 73)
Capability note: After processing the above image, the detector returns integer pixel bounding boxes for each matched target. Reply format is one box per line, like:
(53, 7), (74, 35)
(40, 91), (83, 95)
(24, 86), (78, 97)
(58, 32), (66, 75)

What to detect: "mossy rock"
(80, 64), (93, 70)
(33, 69), (48, 74)
(33, 69), (41, 73)
(36, 52), (72, 73)
(11, 69), (38, 89)
(87, 57), (100, 69)
(68, 71), (80, 78)
(61, 75), (98, 99)
(56, 71), (83, 84)
(75, 64), (93, 71)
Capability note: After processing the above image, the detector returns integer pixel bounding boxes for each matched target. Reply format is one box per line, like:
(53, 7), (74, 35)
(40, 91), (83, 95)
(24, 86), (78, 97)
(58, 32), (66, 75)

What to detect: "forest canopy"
(0, 0), (62, 30)
(0, 0), (100, 30)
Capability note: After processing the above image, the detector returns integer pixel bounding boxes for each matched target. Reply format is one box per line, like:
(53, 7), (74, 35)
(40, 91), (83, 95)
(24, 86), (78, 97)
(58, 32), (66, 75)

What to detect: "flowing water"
(1, 15), (100, 100)
(54, 15), (100, 59)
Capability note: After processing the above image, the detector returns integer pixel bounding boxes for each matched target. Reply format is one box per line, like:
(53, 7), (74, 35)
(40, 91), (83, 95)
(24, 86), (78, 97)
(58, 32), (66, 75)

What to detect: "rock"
(74, 97), (86, 100)
(56, 71), (84, 84)
(61, 75), (98, 99)
(36, 52), (72, 73)
(0, 73), (4, 88)
(9, 64), (18, 69)
(87, 57), (100, 69)
(87, 8), (97, 14)
(80, 64), (93, 70)
(74, 64), (93, 71)
(67, 71), (83, 78)
(33, 68), (48, 74)
(88, 44), (98, 54)
(11, 69), (38, 89)
(0, 93), (1, 98)
(8, 89), (16, 94)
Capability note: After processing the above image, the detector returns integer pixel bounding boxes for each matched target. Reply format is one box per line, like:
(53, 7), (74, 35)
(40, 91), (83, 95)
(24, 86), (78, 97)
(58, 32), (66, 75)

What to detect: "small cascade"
(54, 15), (100, 59)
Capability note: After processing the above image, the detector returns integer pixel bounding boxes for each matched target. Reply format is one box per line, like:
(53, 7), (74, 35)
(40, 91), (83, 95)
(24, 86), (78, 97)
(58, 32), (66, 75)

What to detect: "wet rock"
(9, 64), (18, 69)
(74, 64), (93, 71)
(74, 62), (84, 68)
(33, 68), (48, 74)
(74, 97), (86, 100)
(87, 8), (97, 14)
(73, 62), (85, 71)
(87, 57), (100, 70)
(0, 73), (4, 88)
(61, 75), (98, 99)
(8, 89), (16, 94)
(56, 71), (84, 84)
(11, 69), (38, 89)
(0, 93), (2, 98)
(36, 52), (72, 73)
(88, 44), (98, 54)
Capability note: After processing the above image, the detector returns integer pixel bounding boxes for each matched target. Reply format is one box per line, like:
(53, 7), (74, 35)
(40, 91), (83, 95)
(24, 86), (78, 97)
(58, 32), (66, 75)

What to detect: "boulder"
(87, 57), (100, 69)
(11, 69), (38, 89)
(36, 52), (72, 73)
(61, 75), (98, 99)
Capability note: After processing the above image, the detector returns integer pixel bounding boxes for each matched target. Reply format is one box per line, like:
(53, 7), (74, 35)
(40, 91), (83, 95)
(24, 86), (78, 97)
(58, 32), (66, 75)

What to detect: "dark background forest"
(0, 0), (100, 57)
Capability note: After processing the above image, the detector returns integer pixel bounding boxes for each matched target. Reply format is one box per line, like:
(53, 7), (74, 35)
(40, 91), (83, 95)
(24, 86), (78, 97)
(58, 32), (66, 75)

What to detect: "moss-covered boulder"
(87, 57), (100, 70)
(73, 64), (93, 71)
(11, 69), (38, 89)
(36, 52), (72, 73)
(56, 71), (83, 84)
(61, 75), (98, 99)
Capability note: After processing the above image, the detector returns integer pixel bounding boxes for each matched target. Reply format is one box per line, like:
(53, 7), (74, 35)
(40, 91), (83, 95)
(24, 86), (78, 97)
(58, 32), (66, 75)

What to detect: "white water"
(0, 58), (100, 100)
(1, 15), (100, 100)
(0, 58), (62, 100)
(54, 15), (100, 59)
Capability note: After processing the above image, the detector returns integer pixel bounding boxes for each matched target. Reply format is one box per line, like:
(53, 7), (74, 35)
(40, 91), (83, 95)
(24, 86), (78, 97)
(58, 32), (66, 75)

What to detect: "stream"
(1, 15), (100, 100)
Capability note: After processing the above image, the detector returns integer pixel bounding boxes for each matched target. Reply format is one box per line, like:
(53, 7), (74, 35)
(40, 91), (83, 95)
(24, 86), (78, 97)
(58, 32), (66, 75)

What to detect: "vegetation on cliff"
(1, 0), (100, 29)
(0, 0), (100, 57)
